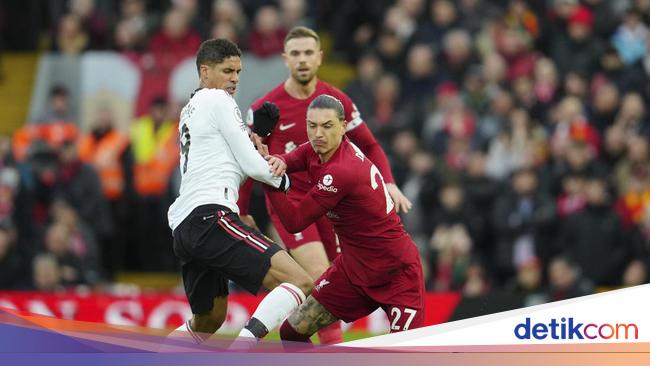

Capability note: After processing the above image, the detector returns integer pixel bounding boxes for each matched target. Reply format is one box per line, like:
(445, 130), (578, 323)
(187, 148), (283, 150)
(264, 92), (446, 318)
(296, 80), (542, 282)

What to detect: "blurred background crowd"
(1, 0), (650, 308)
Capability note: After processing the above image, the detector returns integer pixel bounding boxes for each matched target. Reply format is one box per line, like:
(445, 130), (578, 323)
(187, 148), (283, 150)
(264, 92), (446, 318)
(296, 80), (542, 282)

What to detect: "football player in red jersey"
(239, 26), (411, 344)
(258, 95), (425, 341)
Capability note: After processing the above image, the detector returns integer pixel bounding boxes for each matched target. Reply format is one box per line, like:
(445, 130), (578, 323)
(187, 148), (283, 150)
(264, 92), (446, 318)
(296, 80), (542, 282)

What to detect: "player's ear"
(317, 50), (323, 67)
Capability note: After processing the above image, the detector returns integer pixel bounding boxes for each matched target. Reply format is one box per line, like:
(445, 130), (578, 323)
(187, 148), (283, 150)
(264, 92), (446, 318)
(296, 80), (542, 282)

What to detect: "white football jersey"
(168, 88), (282, 230)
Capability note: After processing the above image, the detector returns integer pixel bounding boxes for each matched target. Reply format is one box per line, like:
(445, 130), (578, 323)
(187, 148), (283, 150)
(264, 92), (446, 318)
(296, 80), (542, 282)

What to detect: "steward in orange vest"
(78, 108), (132, 201)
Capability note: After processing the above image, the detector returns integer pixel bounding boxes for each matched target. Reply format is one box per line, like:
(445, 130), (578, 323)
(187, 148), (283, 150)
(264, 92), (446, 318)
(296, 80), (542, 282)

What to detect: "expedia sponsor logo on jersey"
(318, 182), (338, 192)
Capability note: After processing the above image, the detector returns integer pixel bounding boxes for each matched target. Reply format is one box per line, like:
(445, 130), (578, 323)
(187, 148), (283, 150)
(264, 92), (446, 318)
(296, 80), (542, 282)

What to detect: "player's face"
(283, 37), (322, 85)
(307, 108), (346, 159)
(200, 56), (242, 95)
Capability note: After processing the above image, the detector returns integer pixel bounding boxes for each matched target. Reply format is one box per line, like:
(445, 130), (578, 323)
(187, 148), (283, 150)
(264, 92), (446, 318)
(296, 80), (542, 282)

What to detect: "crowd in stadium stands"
(1, 0), (650, 306)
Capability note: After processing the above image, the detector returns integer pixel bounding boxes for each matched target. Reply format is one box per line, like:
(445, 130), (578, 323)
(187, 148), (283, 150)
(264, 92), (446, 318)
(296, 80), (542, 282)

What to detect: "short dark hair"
(308, 94), (344, 121)
(195, 38), (242, 76)
(284, 26), (320, 48)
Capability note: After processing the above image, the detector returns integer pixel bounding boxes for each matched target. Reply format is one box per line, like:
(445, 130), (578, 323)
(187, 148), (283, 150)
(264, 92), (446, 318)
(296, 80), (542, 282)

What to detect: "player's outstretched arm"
(264, 186), (327, 233)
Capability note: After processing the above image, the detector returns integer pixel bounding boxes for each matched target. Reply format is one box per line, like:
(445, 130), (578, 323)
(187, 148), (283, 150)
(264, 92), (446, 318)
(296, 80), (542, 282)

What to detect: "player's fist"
(252, 101), (280, 137)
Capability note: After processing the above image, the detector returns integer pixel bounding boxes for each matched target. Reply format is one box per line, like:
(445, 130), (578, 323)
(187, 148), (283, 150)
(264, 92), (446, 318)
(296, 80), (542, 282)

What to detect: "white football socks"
(237, 283), (306, 339)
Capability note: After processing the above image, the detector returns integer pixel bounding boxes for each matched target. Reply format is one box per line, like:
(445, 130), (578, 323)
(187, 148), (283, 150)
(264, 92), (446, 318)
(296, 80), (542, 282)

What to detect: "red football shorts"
(311, 255), (426, 332)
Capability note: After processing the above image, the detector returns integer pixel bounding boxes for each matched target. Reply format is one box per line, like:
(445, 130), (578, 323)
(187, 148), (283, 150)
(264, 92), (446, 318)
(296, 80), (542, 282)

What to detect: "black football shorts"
(173, 204), (282, 314)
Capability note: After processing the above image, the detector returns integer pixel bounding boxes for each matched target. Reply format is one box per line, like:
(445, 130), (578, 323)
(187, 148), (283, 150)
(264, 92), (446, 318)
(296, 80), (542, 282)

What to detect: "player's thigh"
(379, 263), (426, 333)
(289, 241), (330, 279)
(286, 295), (339, 336)
(310, 257), (378, 324)
(262, 250), (313, 296)
(210, 211), (289, 295)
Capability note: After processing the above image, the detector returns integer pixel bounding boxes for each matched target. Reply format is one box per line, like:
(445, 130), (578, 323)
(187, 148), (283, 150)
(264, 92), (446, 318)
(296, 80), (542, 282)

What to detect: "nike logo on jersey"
(278, 123), (296, 131)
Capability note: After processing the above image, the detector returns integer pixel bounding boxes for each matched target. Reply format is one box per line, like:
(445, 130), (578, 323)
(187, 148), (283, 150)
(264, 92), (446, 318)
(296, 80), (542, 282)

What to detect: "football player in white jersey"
(167, 39), (313, 345)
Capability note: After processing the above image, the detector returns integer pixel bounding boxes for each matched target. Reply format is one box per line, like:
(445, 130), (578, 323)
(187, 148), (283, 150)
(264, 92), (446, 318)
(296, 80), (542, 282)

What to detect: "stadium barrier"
(0, 291), (462, 334)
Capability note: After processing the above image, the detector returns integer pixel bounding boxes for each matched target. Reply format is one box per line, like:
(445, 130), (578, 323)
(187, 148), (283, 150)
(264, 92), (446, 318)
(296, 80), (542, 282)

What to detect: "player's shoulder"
(251, 82), (286, 109)
(193, 88), (233, 107)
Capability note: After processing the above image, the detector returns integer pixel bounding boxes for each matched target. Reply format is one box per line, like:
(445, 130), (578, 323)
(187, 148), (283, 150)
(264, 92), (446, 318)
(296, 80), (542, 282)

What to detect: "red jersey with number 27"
(281, 138), (421, 287)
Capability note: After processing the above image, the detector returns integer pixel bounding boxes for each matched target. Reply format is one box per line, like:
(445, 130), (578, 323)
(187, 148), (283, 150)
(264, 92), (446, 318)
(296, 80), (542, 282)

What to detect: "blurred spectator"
(614, 92), (650, 137)
(173, 0), (210, 38)
(344, 52), (383, 121)
(546, 255), (593, 301)
(367, 73), (404, 140)
(559, 173), (632, 286)
(439, 29), (475, 85)
(555, 172), (587, 219)
(52, 13), (89, 55)
(78, 106), (133, 277)
(411, 0), (458, 46)
(247, 6), (287, 58)
(599, 45), (648, 94)
(506, 257), (547, 307)
(280, 0), (312, 29)
(550, 5), (604, 78)
(212, 0), (248, 41)
(376, 28), (406, 76)
(130, 97), (179, 271)
(400, 150), (436, 244)
(532, 57), (560, 121)
(589, 82), (620, 132)
(149, 7), (201, 58)
(34, 85), (74, 125)
(42, 222), (85, 285)
(31, 253), (64, 292)
(50, 199), (101, 284)
(612, 8), (649, 65)
(0, 223), (27, 289)
(119, 0), (158, 37)
(0, 167), (19, 224)
(55, 136), (113, 244)
(622, 259), (648, 287)
(69, 0), (109, 49)
(113, 18), (146, 53)
(460, 151), (501, 256)
(614, 134), (650, 195)
(485, 108), (548, 180)
(209, 20), (239, 43)
(492, 168), (556, 283)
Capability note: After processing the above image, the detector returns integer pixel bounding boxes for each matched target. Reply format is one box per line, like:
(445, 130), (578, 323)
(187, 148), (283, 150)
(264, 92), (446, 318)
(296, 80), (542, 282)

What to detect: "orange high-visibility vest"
(78, 130), (130, 200)
(12, 122), (78, 161)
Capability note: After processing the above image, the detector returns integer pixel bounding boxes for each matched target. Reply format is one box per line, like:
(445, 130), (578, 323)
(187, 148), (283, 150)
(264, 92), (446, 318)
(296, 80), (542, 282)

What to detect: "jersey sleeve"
(346, 123), (395, 183)
(332, 88), (363, 131)
(309, 164), (354, 210)
(211, 91), (282, 188)
(263, 187), (328, 233)
(279, 142), (311, 174)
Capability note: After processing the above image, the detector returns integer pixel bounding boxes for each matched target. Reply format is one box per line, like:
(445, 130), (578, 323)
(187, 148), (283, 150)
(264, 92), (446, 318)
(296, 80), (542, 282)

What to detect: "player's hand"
(252, 133), (270, 157)
(240, 214), (259, 231)
(252, 101), (280, 137)
(386, 183), (412, 214)
(266, 155), (286, 176)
